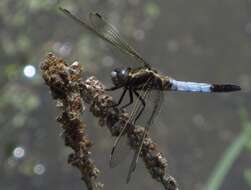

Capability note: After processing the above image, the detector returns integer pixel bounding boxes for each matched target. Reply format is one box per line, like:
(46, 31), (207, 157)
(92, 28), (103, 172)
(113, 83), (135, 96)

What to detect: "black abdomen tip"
(211, 84), (241, 92)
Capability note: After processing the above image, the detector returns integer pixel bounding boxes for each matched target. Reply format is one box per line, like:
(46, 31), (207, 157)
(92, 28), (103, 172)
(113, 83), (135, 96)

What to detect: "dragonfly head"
(111, 68), (129, 86)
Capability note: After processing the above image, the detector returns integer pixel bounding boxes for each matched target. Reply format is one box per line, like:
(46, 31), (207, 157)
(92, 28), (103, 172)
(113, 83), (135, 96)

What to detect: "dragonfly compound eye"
(121, 69), (127, 76)
(111, 70), (117, 78)
(111, 69), (121, 85)
(120, 69), (128, 77)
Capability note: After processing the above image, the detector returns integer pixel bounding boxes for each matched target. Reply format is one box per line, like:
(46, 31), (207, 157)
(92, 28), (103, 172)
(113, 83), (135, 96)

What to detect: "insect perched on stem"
(60, 7), (241, 183)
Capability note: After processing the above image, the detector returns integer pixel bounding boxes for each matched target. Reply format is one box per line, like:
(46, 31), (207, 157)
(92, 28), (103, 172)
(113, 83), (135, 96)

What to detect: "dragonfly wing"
(88, 12), (151, 68)
(59, 8), (99, 37)
(59, 8), (150, 68)
(126, 89), (164, 183)
(109, 124), (132, 168)
(110, 80), (152, 168)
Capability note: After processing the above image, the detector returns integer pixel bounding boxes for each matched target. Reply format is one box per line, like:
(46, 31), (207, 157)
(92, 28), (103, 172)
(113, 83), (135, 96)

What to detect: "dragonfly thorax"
(111, 67), (130, 86)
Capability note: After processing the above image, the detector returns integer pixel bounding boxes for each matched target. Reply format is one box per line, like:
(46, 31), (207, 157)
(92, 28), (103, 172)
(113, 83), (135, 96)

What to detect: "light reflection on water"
(13, 146), (25, 159)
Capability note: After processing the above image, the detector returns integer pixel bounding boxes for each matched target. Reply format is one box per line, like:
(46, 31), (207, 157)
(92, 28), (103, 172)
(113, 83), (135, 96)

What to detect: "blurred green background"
(0, 0), (251, 189)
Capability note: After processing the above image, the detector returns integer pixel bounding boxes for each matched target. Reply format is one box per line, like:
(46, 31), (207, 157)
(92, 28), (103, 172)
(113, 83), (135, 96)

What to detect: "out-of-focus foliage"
(244, 114), (251, 189)
(206, 110), (251, 190)
(246, 134), (251, 152)
(245, 169), (251, 188)
(144, 2), (160, 18)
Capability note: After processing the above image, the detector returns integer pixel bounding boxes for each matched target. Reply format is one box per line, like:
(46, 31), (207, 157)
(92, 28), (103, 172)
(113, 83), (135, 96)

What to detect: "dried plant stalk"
(40, 53), (178, 190)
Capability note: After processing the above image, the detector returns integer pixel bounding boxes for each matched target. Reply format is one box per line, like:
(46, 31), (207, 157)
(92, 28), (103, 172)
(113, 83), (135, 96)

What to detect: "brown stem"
(40, 52), (178, 190)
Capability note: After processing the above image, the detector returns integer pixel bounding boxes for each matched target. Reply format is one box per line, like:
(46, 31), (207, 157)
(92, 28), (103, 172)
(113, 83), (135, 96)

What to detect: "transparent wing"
(126, 89), (164, 183)
(59, 8), (151, 68)
(109, 80), (151, 168)
(109, 125), (131, 168)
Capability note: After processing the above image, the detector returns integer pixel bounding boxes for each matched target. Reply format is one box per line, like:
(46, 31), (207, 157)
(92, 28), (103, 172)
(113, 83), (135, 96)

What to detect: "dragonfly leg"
(133, 90), (146, 124)
(121, 89), (134, 109)
(107, 88), (127, 107)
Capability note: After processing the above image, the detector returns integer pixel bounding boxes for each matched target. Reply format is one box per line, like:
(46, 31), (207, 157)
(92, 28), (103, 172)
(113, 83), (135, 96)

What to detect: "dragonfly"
(59, 7), (241, 183)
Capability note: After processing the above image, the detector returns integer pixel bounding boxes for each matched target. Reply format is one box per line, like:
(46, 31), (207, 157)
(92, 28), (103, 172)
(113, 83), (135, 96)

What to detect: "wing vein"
(59, 8), (151, 68)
